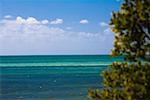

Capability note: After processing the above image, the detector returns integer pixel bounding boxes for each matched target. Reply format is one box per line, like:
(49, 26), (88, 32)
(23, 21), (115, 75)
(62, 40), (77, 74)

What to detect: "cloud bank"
(0, 16), (113, 55)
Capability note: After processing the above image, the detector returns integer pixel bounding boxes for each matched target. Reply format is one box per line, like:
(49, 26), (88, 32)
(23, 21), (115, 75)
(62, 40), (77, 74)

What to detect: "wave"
(0, 62), (111, 67)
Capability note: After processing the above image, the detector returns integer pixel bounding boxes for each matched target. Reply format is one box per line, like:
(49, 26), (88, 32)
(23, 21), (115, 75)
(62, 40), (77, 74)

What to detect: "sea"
(0, 55), (123, 100)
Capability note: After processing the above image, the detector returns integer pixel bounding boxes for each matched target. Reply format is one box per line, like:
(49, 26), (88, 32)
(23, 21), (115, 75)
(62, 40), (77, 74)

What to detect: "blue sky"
(0, 0), (122, 55)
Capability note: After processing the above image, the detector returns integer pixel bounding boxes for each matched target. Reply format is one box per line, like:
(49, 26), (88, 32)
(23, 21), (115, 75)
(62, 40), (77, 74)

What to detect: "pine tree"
(88, 0), (150, 99)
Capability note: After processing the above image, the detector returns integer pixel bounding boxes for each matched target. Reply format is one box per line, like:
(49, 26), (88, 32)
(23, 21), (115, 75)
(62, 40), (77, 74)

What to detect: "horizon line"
(0, 54), (111, 56)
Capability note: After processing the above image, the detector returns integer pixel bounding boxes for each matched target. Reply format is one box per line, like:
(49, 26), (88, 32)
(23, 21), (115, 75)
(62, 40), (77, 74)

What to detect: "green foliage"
(88, 0), (150, 100)
(111, 0), (150, 61)
(89, 62), (150, 100)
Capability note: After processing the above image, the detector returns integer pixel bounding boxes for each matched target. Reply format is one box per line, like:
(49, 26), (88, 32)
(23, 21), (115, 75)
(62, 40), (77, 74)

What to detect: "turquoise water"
(0, 55), (123, 100)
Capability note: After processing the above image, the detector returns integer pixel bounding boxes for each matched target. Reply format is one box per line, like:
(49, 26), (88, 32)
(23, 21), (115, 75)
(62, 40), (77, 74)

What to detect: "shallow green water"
(0, 55), (123, 100)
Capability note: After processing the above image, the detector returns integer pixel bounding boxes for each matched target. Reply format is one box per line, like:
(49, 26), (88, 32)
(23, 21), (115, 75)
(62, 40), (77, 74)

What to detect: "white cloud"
(100, 22), (108, 27)
(0, 15), (114, 55)
(0, 17), (112, 42)
(50, 18), (63, 24)
(104, 28), (112, 35)
(0, 17), (65, 39)
(16, 17), (49, 25)
(4, 15), (12, 19)
(0, 16), (112, 39)
(16, 16), (26, 24)
(41, 20), (49, 24)
(26, 17), (40, 24)
(0, 16), (101, 40)
(80, 19), (89, 24)
(16, 16), (40, 25)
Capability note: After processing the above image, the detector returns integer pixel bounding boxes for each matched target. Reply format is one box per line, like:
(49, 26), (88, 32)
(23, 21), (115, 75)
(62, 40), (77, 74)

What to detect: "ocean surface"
(0, 55), (123, 100)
